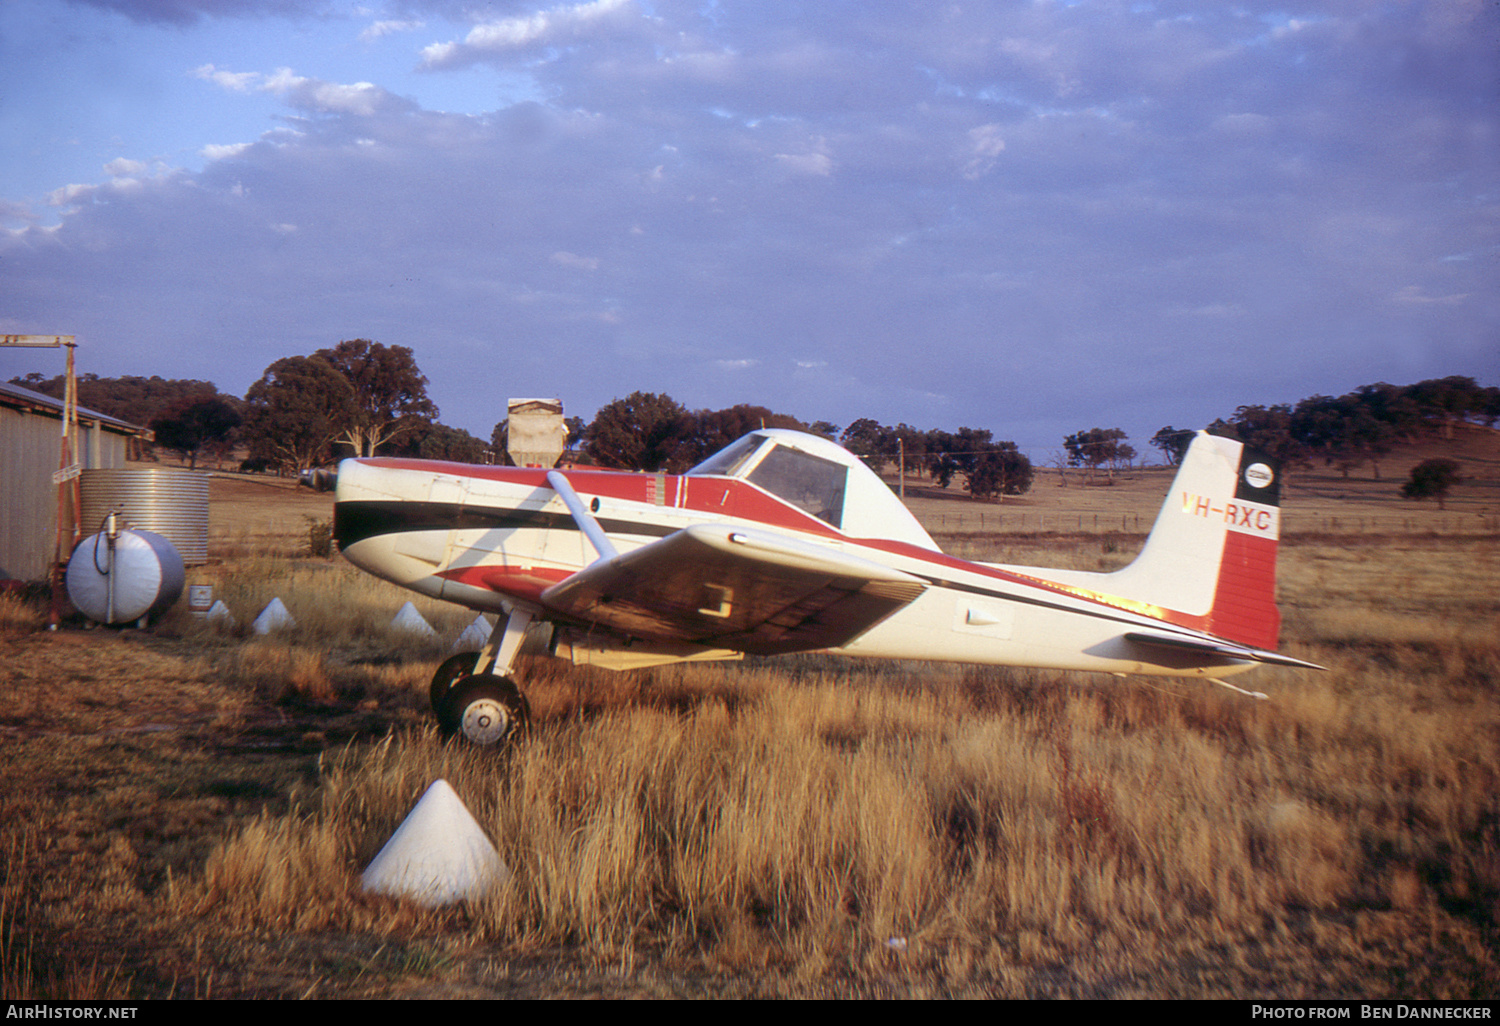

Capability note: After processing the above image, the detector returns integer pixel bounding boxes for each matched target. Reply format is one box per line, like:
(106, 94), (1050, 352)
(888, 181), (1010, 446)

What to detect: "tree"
(1350, 382), (1423, 442)
(242, 355), (356, 473)
(1480, 385), (1500, 429)
(10, 372), (219, 429)
(386, 420), (487, 463)
(1207, 405), (1305, 467)
(1064, 427), (1133, 483)
(418, 424), (487, 463)
(149, 396), (241, 470)
(840, 418), (890, 470)
(1149, 427), (1193, 466)
(924, 427), (992, 488)
(314, 339), (437, 457)
(1407, 376), (1486, 439)
(1401, 458), (1463, 510)
(967, 443), (1033, 500)
(1292, 393), (1396, 479)
(678, 404), (805, 467)
(584, 392), (695, 472)
(12, 372), (220, 458)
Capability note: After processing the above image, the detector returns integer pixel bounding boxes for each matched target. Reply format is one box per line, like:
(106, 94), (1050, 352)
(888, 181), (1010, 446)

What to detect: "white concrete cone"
(390, 601), (437, 638)
(205, 600), (235, 629)
(251, 597), (295, 634)
(451, 614), (492, 652)
(362, 779), (509, 907)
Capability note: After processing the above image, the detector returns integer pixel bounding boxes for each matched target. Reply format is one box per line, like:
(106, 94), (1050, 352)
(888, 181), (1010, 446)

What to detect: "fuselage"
(334, 443), (1267, 680)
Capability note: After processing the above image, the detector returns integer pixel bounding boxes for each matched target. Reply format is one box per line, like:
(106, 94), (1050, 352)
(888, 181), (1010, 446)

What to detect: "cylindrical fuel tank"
(66, 529), (186, 626)
(79, 468), (209, 566)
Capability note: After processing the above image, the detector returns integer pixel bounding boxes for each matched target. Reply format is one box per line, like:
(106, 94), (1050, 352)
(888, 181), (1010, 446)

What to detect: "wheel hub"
(461, 698), (512, 745)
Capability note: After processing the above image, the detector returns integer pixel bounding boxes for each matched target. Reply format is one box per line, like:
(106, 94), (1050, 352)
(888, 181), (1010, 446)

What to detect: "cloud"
(70, 0), (319, 26)
(46, 183), (98, 208)
(200, 142), (253, 161)
(421, 0), (635, 69)
(551, 251), (600, 270)
(192, 64), (260, 92)
(1391, 286), (1470, 306)
(260, 68), (410, 116)
(773, 151), (833, 177)
(104, 158), (150, 178)
(194, 64), (415, 117)
(961, 124), (1005, 180)
(359, 19), (425, 44)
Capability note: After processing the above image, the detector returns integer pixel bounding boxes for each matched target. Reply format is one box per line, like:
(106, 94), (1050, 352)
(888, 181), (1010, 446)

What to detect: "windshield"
(686, 434), (764, 478)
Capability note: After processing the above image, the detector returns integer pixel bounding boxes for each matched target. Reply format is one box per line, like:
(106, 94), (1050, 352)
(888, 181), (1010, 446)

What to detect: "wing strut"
(547, 470), (618, 564)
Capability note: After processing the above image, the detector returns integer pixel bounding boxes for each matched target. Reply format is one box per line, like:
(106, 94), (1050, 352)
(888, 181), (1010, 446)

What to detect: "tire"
(430, 652), (480, 731)
(441, 674), (529, 747)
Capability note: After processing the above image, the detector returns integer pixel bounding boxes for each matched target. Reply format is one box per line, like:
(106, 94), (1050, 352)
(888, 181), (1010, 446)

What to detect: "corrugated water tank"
(80, 468), (209, 566)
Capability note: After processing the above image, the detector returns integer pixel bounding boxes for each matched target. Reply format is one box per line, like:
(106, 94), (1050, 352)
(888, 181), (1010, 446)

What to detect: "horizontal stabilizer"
(541, 524), (926, 655)
(1124, 631), (1324, 670)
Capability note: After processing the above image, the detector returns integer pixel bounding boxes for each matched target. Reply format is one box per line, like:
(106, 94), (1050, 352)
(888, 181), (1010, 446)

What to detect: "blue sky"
(2, 0), (1495, 460)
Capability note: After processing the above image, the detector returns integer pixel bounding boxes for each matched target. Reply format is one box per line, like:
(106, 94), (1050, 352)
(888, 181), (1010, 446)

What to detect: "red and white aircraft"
(333, 428), (1320, 745)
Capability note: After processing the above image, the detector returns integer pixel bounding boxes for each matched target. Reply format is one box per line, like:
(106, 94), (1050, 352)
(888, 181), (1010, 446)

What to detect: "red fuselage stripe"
(354, 459), (1237, 643)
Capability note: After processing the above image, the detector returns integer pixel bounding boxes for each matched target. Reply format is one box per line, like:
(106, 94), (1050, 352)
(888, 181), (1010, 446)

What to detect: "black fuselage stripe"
(332, 500), (674, 550)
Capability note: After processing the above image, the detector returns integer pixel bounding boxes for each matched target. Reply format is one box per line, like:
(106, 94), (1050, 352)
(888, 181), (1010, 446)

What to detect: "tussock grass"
(3, 828), (136, 999)
(166, 558), (472, 654)
(0, 590), (45, 634)
(173, 556), (1500, 990)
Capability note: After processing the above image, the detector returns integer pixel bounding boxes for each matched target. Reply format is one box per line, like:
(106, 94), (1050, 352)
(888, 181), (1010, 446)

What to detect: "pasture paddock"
(1, 436), (1496, 998)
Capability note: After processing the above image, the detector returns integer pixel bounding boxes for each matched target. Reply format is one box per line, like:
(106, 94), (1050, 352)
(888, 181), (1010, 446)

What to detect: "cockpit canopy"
(687, 429), (939, 551)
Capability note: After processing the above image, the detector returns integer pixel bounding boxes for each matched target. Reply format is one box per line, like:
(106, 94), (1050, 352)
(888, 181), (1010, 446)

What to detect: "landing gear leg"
(477, 607), (533, 678)
(433, 607), (534, 747)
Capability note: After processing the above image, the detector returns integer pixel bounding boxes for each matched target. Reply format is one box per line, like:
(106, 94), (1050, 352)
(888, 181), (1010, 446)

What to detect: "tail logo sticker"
(1244, 463), (1274, 490)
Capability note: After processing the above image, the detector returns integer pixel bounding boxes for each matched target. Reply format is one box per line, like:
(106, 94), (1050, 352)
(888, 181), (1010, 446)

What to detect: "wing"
(540, 524), (927, 655)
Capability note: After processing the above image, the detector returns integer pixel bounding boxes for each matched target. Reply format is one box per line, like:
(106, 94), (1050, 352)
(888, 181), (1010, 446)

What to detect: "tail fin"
(1101, 431), (1283, 649)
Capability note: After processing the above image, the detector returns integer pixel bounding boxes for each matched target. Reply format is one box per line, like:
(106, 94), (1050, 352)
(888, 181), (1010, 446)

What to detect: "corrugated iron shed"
(0, 381), (153, 581)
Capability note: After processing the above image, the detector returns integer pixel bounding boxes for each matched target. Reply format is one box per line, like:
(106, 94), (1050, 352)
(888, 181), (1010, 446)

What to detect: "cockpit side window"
(746, 445), (847, 527)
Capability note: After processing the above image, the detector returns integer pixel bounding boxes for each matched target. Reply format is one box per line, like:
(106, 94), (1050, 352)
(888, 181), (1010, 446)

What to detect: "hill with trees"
(1202, 376), (1498, 479)
(8, 371), (222, 428)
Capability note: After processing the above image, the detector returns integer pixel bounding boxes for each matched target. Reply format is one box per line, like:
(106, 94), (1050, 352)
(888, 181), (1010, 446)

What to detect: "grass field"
(1, 431), (1497, 998)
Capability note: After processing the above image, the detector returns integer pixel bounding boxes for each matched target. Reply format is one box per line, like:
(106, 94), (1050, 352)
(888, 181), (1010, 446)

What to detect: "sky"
(2, 0), (1496, 462)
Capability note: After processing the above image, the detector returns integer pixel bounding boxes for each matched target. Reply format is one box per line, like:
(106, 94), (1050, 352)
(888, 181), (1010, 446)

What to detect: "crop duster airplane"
(332, 428), (1321, 746)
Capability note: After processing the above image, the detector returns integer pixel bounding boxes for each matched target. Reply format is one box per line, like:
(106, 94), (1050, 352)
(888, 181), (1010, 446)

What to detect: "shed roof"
(0, 380), (153, 437)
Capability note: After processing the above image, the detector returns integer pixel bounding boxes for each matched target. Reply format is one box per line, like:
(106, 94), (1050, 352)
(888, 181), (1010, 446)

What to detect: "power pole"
(898, 436), (905, 501)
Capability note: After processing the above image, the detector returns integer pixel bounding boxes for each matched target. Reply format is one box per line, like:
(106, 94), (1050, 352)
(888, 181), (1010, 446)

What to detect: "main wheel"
(441, 674), (529, 747)
(430, 651), (480, 731)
